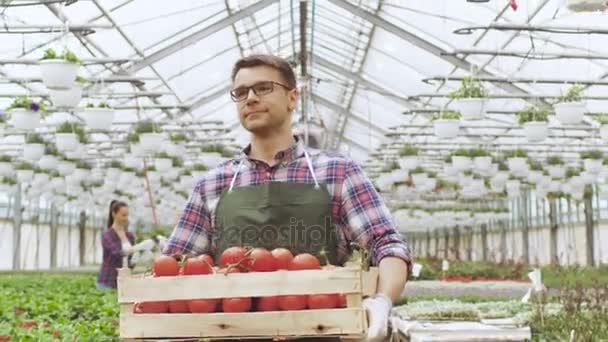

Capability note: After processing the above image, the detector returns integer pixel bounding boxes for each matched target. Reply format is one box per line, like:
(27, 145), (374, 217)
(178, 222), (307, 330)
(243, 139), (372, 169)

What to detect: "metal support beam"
(423, 76), (608, 86)
(454, 23), (608, 35)
(311, 94), (387, 135)
(407, 93), (608, 101)
(0, 57), (142, 65)
(127, 0), (278, 74)
(12, 184), (22, 270)
(443, 48), (608, 61)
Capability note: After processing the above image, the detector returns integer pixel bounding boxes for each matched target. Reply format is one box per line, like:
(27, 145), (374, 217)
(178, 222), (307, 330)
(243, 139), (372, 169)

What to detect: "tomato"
(53, 330), (61, 338)
(168, 300), (189, 313)
(0, 336), (10, 342)
(199, 254), (214, 267)
(182, 255), (214, 275)
(337, 294), (347, 308)
(153, 255), (179, 277)
(19, 320), (37, 329)
(188, 299), (219, 313)
(256, 296), (279, 311)
(222, 297), (252, 313)
(307, 294), (339, 309)
(220, 246), (249, 270)
(271, 248), (294, 270)
(248, 248), (278, 272)
(278, 295), (307, 311)
(288, 253), (321, 270)
(134, 301), (168, 313)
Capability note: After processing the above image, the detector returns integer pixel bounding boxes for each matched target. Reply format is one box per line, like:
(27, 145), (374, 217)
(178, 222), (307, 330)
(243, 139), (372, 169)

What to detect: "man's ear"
(288, 87), (299, 111)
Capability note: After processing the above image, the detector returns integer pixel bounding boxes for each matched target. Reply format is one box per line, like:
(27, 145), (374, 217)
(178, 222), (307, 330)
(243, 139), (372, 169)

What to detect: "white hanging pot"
(580, 171), (596, 185)
(600, 126), (608, 140)
(391, 169), (408, 184)
(106, 167), (121, 180)
(522, 121), (549, 142)
(55, 133), (78, 152)
(433, 119), (459, 138)
(139, 133), (164, 153)
(200, 152), (223, 168)
(583, 158), (603, 174)
(527, 170), (543, 184)
(38, 155), (58, 169)
(0, 162), (12, 176)
(411, 173), (428, 187)
(473, 156), (492, 171)
(599, 184), (608, 200)
(451, 156), (472, 171)
(10, 109), (40, 130)
(23, 143), (45, 160)
(39, 59), (80, 89)
(48, 86), (82, 108)
(554, 102), (586, 125)
(16, 169), (34, 183)
(33, 173), (50, 185)
(548, 180), (561, 192)
(547, 165), (566, 179)
(507, 157), (527, 173)
(80, 108), (114, 130)
(155, 158), (172, 172)
(451, 98), (487, 120)
(398, 156), (419, 170)
(57, 161), (76, 175)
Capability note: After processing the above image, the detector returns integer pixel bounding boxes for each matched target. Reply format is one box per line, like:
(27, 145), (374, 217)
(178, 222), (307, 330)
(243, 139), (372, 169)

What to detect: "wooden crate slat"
(118, 267), (366, 303)
(120, 309), (365, 338)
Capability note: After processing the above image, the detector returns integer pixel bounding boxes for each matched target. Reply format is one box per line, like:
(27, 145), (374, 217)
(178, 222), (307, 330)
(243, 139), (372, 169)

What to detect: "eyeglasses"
(230, 81), (293, 102)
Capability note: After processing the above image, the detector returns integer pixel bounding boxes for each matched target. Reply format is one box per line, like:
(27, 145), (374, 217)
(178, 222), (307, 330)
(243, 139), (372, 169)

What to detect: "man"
(163, 54), (412, 342)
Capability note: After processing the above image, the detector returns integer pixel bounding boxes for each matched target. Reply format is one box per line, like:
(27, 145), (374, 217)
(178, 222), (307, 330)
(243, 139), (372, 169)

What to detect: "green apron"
(213, 150), (342, 342)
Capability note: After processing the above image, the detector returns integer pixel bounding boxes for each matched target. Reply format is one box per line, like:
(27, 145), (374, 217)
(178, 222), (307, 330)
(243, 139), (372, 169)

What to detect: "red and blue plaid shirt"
(163, 137), (412, 269)
(97, 228), (135, 289)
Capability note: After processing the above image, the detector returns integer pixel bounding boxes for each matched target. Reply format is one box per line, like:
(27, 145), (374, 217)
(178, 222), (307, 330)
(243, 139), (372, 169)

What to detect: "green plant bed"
(0, 273), (119, 340)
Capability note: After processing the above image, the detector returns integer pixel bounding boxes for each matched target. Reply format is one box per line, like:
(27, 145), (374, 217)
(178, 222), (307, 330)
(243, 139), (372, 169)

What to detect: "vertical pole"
(443, 229), (449, 259)
(434, 229), (440, 258)
(50, 204), (57, 269)
(78, 210), (87, 267)
(584, 187), (596, 267)
(499, 220), (507, 263)
(465, 226), (473, 261)
(453, 226), (461, 260)
(12, 183), (22, 271)
(425, 230), (431, 258)
(521, 192), (530, 264)
(480, 223), (488, 262)
(549, 197), (559, 266)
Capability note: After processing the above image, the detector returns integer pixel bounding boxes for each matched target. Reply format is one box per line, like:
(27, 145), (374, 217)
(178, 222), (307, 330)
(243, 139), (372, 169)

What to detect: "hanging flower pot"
(48, 86), (82, 108)
(55, 133), (78, 152)
(411, 172), (428, 187)
(553, 84), (586, 125)
(506, 179), (521, 198)
(398, 156), (419, 171)
(448, 77), (488, 120)
(80, 103), (114, 130)
(22, 132), (47, 161)
(507, 157), (527, 173)
(581, 150), (604, 174)
(15, 163), (35, 183)
(57, 160), (76, 175)
(0, 157), (12, 176)
(9, 109), (41, 130)
(522, 121), (549, 142)
(39, 48), (82, 89)
(154, 156), (172, 172)
(433, 118), (460, 139)
(473, 156), (492, 171)
(38, 155), (58, 170)
(451, 155), (472, 171)
(599, 184), (608, 200)
(600, 125), (608, 141)
(133, 120), (163, 154)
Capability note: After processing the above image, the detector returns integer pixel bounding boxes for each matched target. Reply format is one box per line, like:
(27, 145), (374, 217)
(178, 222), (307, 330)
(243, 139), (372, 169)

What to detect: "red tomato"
(199, 254), (214, 267)
(278, 295), (307, 311)
(53, 330), (61, 338)
(288, 253), (321, 270)
(133, 301), (168, 313)
(337, 294), (347, 308)
(182, 255), (214, 275)
(307, 294), (339, 309)
(271, 248), (294, 270)
(220, 246), (249, 269)
(256, 296), (279, 311)
(0, 336), (10, 342)
(19, 320), (37, 329)
(248, 248), (278, 272)
(153, 255), (179, 277)
(188, 299), (219, 313)
(168, 300), (189, 313)
(222, 297), (252, 313)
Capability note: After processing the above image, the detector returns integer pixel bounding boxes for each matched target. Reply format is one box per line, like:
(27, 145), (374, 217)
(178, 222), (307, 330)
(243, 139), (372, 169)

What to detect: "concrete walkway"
(403, 280), (533, 299)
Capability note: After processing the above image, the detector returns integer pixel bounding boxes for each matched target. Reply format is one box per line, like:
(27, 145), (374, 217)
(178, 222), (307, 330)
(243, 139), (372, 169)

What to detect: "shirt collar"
(239, 135), (305, 165)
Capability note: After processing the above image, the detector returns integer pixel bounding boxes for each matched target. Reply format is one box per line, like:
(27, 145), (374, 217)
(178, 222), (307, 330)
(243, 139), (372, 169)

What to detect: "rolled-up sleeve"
(162, 180), (212, 256)
(339, 160), (413, 271)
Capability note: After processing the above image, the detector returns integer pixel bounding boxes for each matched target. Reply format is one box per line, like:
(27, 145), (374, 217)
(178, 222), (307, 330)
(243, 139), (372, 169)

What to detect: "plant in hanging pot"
(527, 159), (544, 184)
(23, 133), (46, 161)
(6, 97), (48, 130)
(517, 104), (551, 142)
(39, 48), (83, 90)
(450, 148), (472, 171)
(15, 162), (35, 183)
(191, 163), (209, 181)
(81, 102), (114, 130)
(553, 84), (586, 125)
(135, 120), (163, 153)
(595, 113), (608, 140)
(470, 147), (492, 171)
(397, 145), (420, 170)
(154, 152), (173, 172)
(546, 155), (566, 179)
(0, 155), (12, 176)
(504, 149), (528, 173)
(169, 132), (189, 145)
(408, 166), (428, 188)
(448, 76), (488, 120)
(431, 110), (461, 138)
(55, 121), (87, 152)
(48, 75), (87, 109)
(580, 150), (603, 174)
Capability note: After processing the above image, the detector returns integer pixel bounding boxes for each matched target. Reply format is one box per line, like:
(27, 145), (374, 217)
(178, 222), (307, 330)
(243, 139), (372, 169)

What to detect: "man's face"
(233, 66), (298, 135)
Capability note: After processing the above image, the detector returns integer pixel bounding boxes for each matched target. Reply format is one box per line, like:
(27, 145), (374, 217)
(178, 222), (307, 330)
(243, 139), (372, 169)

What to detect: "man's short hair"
(231, 54), (297, 89)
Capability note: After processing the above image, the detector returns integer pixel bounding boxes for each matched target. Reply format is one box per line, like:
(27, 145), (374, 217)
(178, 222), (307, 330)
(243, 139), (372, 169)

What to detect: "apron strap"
(228, 160), (243, 193)
(303, 150), (320, 189)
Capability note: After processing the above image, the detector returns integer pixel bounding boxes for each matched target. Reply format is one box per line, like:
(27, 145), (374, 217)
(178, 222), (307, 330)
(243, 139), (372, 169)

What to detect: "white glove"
(133, 239), (155, 252)
(363, 294), (392, 342)
(156, 235), (168, 251)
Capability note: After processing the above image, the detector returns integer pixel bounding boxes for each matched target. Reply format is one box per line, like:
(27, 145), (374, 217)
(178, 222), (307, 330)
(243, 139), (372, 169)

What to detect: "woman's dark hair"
(107, 200), (128, 228)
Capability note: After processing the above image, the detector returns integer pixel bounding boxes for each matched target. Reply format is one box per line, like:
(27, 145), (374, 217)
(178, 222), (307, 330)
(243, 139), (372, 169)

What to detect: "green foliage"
(517, 105), (551, 125)
(193, 163), (208, 171)
(56, 122), (88, 144)
(580, 150), (603, 160)
(398, 145), (419, 157)
(86, 102), (111, 109)
(558, 84), (585, 103)
(528, 160), (544, 171)
(431, 110), (461, 121)
(547, 156), (564, 165)
(127, 133), (139, 144)
(75, 160), (92, 170)
(25, 133), (45, 145)
(40, 48), (83, 65)
(448, 76), (487, 99)
(505, 149), (528, 158)
(6, 97), (49, 113)
(171, 156), (183, 168)
(169, 132), (188, 143)
(75, 75), (88, 85)
(1, 176), (17, 185)
(134, 120), (160, 134)
(408, 167), (426, 176)
(155, 152), (171, 159)
(565, 167), (580, 178)
(0, 155), (12, 162)
(108, 160), (123, 169)
(468, 147), (490, 157)
(201, 144), (235, 158)
(451, 148), (471, 157)
(15, 162), (34, 170)
(595, 113), (608, 125)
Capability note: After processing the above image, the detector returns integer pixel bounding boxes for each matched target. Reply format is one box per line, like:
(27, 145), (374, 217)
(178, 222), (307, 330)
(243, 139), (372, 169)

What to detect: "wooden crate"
(117, 266), (378, 341)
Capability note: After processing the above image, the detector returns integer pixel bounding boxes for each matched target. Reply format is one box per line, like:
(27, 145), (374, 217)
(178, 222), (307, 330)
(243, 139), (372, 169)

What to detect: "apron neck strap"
(228, 150), (320, 192)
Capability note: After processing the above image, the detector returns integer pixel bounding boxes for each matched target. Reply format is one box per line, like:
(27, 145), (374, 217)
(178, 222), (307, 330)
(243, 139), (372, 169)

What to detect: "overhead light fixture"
(466, 0), (490, 3)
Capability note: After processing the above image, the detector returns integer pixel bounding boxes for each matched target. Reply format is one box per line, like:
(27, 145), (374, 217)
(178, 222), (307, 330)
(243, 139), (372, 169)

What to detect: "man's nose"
(245, 88), (259, 104)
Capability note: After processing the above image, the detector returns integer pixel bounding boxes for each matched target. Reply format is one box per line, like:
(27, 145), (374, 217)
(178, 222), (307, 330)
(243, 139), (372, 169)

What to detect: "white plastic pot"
(0, 162), (12, 176)
(398, 156), (419, 170)
(10, 109), (40, 130)
(547, 165), (566, 179)
(57, 161), (76, 175)
(522, 121), (549, 142)
(554, 102), (586, 125)
(48, 86), (82, 108)
(155, 158), (172, 172)
(506, 180), (521, 198)
(452, 156), (472, 171)
(527, 171), (543, 184)
(33, 173), (50, 185)
(55, 133), (78, 152)
(451, 98), (486, 120)
(583, 158), (603, 174)
(600, 126), (608, 141)
(433, 119), (459, 138)
(507, 157), (527, 173)
(139, 133), (164, 153)
(200, 152), (223, 168)
(411, 173), (428, 187)
(80, 108), (114, 130)
(38, 155), (58, 170)
(39, 59), (80, 89)
(23, 143), (44, 160)
(473, 156), (491, 171)
(16, 169), (34, 183)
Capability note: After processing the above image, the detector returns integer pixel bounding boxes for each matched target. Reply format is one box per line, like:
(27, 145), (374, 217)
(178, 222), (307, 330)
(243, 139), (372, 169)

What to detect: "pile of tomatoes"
(133, 247), (347, 314)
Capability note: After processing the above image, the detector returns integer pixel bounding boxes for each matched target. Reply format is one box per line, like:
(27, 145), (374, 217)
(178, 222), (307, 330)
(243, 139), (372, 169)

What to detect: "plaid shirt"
(97, 228), (135, 289)
(163, 137), (412, 269)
